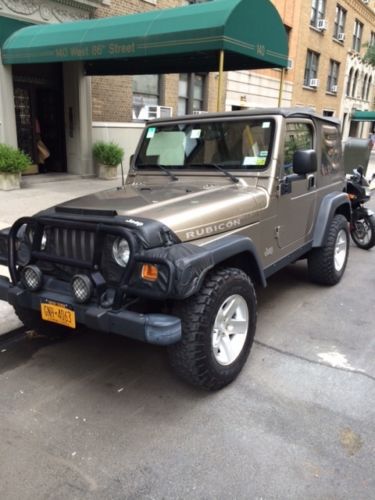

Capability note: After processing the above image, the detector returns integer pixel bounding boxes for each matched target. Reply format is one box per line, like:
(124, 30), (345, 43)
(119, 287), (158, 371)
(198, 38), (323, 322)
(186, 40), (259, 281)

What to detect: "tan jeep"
(0, 108), (351, 389)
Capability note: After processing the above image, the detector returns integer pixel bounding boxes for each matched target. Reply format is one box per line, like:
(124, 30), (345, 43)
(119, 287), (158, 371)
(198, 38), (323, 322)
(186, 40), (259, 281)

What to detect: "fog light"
(21, 265), (43, 291)
(71, 274), (93, 304)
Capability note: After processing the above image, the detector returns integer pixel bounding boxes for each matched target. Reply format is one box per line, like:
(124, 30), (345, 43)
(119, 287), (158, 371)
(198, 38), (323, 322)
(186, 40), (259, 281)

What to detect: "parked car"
(0, 108), (351, 390)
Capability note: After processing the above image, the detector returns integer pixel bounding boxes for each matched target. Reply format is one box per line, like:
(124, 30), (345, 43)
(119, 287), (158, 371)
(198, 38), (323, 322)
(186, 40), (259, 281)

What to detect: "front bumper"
(0, 275), (181, 346)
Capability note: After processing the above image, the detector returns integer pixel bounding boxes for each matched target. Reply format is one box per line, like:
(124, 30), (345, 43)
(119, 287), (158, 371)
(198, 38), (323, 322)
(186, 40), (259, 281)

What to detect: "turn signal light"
(141, 264), (159, 282)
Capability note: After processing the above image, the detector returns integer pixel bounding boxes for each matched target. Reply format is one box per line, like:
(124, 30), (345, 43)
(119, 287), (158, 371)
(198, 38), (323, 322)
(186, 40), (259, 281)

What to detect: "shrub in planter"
(93, 141), (124, 179)
(0, 143), (31, 190)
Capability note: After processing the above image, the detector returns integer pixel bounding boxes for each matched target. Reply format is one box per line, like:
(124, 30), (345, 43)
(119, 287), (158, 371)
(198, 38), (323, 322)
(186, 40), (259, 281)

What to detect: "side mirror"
(292, 149), (317, 175)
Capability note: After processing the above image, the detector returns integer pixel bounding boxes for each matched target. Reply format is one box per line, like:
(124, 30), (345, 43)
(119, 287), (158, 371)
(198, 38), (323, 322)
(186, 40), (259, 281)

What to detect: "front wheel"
(350, 213), (375, 250)
(168, 268), (257, 390)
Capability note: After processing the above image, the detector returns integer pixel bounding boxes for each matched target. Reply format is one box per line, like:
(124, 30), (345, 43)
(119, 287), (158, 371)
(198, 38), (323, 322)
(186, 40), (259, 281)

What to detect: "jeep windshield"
(135, 118), (275, 171)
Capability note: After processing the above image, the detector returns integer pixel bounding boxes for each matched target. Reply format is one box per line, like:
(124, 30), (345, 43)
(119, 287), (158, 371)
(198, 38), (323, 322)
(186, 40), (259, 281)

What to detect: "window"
(327, 60), (340, 92)
(366, 77), (372, 101)
(362, 75), (368, 100)
(346, 68), (353, 96)
(333, 5), (346, 39)
(352, 20), (363, 52)
(178, 73), (206, 115)
(370, 31), (375, 47)
(283, 123), (313, 174)
(310, 0), (326, 27)
(136, 119), (275, 170)
(304, 50), (320, 86)
(321, 126), (341, 175)
(132, 74), (160, 120)
(352, 70), (359, 98)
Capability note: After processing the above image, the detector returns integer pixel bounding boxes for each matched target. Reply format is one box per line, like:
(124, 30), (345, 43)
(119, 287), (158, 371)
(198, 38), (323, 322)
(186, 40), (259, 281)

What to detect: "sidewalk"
(0, 174), (120, 335)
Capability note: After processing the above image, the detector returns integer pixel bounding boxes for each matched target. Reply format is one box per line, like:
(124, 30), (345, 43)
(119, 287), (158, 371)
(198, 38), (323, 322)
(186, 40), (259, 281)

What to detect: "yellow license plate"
(41, 300), (76, 329)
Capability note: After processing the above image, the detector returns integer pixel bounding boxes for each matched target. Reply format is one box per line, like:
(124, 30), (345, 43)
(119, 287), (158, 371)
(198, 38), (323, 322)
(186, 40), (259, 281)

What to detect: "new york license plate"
(40, 299), (76, 329)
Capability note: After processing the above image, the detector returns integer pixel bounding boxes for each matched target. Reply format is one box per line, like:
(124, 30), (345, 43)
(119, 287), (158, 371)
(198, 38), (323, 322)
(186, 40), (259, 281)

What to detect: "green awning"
(352, 111), (375, 122)
(1, 0), (288, 75)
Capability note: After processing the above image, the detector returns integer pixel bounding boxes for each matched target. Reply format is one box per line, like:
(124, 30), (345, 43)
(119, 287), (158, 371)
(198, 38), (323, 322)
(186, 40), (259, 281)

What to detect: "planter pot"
(98, 163), (118, 180)
(0, 172), (21, 191)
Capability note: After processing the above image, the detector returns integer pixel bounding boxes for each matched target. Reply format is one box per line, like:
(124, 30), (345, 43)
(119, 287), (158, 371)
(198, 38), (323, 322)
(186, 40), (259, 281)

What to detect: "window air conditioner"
(317, 19), (328, 30)
(338, 32), (345, 41)
(363, 0), (369, 4)
(287, 58), (294, 70)
(331, 85), (338, 93)
(309, 78), (319, 88)
(145, 105), (173, 119)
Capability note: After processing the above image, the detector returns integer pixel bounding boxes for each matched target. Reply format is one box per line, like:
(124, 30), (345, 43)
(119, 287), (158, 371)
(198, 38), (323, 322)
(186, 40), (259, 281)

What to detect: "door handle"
(307, 175), (315, 190)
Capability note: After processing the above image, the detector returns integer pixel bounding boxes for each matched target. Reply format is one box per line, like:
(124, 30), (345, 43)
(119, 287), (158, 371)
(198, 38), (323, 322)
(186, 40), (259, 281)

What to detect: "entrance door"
(276, 120), (317, 250)
(13, 63), (66, 173)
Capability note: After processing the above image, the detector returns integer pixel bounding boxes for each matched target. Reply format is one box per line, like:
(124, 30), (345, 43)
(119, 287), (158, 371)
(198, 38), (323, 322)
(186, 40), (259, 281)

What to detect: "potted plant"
(93, 141), (124, 180)
(0, 143), (31, 190)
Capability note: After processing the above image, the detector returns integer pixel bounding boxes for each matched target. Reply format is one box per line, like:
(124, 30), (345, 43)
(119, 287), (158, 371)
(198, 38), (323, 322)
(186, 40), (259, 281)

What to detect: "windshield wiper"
(188, 163), (240, 184)
(136, 164), (179, 181)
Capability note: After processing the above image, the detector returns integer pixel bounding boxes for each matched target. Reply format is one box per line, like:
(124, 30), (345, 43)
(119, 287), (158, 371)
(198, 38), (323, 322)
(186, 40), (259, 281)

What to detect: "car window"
(136, 119), (275, 170)
(283, 122), (314, 174)
(321, 125), (341, 175)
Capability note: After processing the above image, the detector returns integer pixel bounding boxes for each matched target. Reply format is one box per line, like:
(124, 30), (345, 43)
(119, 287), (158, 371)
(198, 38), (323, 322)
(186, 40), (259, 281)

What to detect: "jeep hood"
(54, 182), (268, 242)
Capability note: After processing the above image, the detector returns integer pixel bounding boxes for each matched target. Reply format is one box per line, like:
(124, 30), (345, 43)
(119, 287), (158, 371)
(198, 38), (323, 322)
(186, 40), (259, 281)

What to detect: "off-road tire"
(168, 267), (257, 391)
(308, 214), (349, 286)
(350, 214), (375, 250)
(13, 305), (70, 340)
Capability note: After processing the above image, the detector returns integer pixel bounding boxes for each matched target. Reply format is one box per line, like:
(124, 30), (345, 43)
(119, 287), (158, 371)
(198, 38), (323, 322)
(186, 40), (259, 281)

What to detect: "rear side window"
(284, 122), (314, 173)
(321, 125), (341, 175)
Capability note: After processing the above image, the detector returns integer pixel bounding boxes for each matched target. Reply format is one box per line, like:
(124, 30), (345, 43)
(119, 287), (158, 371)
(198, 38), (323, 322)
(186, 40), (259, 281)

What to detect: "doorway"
(13, 63), (66, 174)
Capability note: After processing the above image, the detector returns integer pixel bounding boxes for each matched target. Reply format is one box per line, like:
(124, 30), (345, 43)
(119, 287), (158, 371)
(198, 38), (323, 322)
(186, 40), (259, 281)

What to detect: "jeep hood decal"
(55, 182), (268, 242)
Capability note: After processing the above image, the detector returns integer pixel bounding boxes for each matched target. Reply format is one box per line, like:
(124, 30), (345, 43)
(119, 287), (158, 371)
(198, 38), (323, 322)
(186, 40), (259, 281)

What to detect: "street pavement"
(0, 162), (374, 498)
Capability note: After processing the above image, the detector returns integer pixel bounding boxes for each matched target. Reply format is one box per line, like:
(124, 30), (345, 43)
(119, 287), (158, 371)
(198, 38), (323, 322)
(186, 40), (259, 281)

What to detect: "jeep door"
(276, 120), (318, 250)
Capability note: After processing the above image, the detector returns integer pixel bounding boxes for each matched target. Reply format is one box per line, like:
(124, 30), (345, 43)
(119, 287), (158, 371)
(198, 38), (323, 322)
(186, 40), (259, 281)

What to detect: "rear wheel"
(13, 305), (70, 340)
(350, 214), (375, 250)
(308, 214), (349, 286)
(168, 268), (257, 390)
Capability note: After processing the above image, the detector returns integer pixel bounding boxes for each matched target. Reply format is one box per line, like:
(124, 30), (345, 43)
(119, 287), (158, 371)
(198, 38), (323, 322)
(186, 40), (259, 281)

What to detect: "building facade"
(226, 0), (375, 140)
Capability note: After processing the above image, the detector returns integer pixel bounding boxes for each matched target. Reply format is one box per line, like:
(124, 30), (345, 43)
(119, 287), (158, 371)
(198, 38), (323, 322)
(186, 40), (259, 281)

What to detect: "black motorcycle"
(346, 166), (375, 250)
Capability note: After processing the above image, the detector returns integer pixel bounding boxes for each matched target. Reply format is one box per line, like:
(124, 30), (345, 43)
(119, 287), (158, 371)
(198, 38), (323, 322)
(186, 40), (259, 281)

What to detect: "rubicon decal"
(185, 219), (241, 239)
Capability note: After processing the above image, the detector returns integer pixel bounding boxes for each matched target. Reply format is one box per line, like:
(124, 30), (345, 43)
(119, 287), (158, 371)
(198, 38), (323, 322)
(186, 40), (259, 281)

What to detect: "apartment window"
(327, 60), (340, 92)
(346, 68), (353, 96)
(333, 5), (346, 39)
(304, 50), (320, 86)
(132, 74), (160, 120)
(370, 31), (375, 47)
(366, 77), (372, 101)
(178, 73), (206, 115)
(362, 75), (368, 100)
(352, 70), (359, 98)
(352, 20), (363, 52)
(310, 0), (326, 27)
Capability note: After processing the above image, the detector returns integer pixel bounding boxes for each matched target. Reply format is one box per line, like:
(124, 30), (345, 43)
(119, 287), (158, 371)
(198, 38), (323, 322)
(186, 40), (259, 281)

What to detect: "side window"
(283, 122), (313, 174)
(321, 125), (341, 175)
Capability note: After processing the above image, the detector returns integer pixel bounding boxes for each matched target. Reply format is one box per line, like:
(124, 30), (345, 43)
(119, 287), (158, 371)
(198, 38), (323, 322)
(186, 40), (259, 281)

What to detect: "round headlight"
(21, 265), (43, 291)
(112, 238), (130, 267)
(71, 274), (93, 304)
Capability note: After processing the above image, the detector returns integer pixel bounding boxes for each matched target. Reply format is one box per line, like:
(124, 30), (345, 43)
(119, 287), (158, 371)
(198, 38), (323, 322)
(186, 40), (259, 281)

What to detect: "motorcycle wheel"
(350, 214), (375, 250)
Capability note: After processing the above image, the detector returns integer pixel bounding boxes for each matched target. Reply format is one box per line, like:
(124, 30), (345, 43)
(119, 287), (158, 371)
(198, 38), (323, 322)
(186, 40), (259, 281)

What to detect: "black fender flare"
(312, 192), (351, 247)
(200, 235), (267, 288)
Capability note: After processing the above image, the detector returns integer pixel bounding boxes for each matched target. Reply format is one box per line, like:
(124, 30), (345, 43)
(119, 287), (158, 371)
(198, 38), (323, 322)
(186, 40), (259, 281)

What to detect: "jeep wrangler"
(0, 108), (351, 390)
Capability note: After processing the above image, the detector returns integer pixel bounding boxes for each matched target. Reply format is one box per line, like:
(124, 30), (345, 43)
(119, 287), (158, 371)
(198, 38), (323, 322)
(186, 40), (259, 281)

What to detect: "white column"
(0, 61), (17, 147)
(63, 61), (94, 176)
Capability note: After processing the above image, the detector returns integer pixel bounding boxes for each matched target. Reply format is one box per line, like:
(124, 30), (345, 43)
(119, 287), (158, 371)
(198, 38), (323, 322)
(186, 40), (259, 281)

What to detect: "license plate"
(41, 299), (76, 329)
